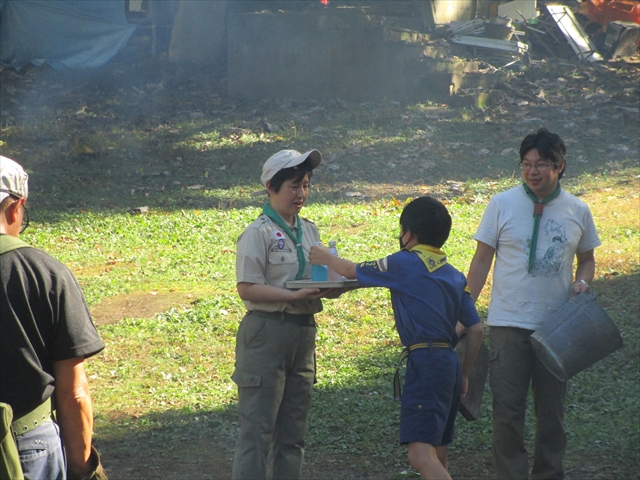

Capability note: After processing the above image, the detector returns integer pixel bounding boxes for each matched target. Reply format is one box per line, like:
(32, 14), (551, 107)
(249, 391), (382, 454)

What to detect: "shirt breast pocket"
(268, 251), (298, 275)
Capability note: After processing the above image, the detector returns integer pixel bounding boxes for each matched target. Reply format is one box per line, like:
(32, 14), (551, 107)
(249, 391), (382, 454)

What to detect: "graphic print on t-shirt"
(525, 219), (567, 277)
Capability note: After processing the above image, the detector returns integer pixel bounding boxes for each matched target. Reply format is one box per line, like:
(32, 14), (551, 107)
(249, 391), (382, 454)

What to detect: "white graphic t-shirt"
(474, 185), (601, 330)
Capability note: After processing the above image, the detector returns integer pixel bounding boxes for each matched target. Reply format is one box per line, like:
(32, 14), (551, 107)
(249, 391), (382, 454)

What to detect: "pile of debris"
(447, 17), (529, 66)
(225, 1), (638, 104)
(439, 1), (639, 66)
(381, 0), (639, 105)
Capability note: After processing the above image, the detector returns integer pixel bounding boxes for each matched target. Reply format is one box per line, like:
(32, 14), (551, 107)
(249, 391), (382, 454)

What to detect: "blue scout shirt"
(355, 245), (480, 347)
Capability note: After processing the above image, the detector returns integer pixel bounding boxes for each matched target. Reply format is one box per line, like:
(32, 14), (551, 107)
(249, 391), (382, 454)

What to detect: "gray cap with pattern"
(0, 156), (29, 202)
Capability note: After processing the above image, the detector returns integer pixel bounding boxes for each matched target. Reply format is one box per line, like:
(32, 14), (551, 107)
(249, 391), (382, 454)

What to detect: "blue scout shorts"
(399, 348), (461, 446)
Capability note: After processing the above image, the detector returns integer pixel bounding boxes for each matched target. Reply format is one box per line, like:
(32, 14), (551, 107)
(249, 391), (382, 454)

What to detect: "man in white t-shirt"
(467, 128), (601, 480)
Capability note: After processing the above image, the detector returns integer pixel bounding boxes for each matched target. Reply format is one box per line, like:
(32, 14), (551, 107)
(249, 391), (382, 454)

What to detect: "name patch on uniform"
(273, 231), (286, 250)
(271, 230), (291, 252)
(359, 258), (388, 272)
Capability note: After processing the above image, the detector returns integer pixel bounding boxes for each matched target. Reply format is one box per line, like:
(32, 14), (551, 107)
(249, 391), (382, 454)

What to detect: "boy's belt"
(11, 397), (52, 437)
(393, 342), (451, 400)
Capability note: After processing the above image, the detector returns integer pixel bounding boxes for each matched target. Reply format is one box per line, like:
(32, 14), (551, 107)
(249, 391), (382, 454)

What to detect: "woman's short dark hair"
(268, 158), (315, 193)
(400, 196), (451, 248)
(520, 127), (567, 179)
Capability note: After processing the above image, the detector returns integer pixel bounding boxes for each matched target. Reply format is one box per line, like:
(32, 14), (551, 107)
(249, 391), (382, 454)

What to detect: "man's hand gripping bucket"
(530, 291), (623, 382)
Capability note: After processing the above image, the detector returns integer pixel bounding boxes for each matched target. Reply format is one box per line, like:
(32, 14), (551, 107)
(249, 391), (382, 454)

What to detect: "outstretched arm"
(237, 282), (323, 302)
(309, 246), (357, 279)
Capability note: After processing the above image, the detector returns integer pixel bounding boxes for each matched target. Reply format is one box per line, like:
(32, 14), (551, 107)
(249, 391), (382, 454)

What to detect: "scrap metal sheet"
(546, 4), (604, 62)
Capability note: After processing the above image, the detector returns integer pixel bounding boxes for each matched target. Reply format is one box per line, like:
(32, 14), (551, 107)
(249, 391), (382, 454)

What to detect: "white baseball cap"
(0, 156), (29, 202)
(260, 149), (322, 187)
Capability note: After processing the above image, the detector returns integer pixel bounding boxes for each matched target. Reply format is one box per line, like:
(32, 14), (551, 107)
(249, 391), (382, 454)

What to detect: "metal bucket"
(530, 292), (623, 382)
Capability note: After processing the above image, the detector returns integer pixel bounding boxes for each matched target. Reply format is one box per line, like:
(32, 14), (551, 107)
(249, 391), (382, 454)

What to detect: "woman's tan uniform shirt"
(236, 213), (323, 315)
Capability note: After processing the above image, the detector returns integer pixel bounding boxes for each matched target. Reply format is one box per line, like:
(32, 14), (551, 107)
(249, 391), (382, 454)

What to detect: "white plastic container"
(327, 240), (342, 281)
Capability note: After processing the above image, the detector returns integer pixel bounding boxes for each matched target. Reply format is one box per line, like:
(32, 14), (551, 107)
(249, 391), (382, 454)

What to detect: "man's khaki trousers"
(489, 326), (566, 480)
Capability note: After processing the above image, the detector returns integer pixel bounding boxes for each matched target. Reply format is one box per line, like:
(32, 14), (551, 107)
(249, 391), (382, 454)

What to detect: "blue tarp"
(0, 0), (135, 69)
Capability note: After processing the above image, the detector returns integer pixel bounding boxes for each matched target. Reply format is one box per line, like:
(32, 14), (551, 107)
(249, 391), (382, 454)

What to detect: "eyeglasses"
(20, 204), (29, 234)
(520, 161), (556, 172)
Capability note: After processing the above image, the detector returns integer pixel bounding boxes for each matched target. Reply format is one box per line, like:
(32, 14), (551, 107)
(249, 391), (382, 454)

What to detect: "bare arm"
(466, 241), (496, 302)
(572, 249), (596, 294)
(460, 322), (484, 399)
(53, 357), (93, 480)
(237, 282), (323, 302)
(309, 246), (358, 279)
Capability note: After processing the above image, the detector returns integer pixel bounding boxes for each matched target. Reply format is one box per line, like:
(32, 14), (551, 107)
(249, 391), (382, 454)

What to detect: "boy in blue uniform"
(309, 196), (484, 480)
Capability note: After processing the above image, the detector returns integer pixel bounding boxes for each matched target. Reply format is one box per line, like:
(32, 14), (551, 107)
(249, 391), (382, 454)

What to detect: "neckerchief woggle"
(522, 183), (562, 274)
(409, 244), (448, 272)
(262, 203), (306, 280)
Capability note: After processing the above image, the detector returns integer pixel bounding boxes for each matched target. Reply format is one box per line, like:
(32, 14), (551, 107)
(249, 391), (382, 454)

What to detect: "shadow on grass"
(94, 268), (639, 480)
(94, 405), (237, 480)
(4, 50), (638, 220)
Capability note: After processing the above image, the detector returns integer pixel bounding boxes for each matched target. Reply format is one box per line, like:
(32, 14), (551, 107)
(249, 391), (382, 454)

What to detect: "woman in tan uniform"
(232, 149), (333, 480)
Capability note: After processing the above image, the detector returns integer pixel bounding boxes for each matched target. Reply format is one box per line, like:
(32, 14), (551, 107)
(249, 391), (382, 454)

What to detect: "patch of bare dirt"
(90, 290), (201, 325)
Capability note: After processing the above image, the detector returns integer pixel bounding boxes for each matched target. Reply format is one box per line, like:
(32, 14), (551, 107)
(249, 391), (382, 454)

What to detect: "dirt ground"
(91, 291), (203, 325)
(1, 17), (638, 479)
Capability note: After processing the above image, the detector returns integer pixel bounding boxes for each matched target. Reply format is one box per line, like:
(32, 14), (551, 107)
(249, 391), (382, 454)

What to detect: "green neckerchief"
(410, 244), (447, 272)
(262, 203), (306, 280)
(522, 183), (562, 274)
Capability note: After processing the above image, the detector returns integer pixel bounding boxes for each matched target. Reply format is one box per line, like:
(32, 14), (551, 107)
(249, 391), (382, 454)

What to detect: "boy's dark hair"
(268, 158), (315, 193)
(520, 127), (567, 179)
(400, 196), (451, 248)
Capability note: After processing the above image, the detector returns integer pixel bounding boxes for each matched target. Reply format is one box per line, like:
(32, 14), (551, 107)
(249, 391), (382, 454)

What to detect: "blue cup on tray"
(311, 264), (328, 281)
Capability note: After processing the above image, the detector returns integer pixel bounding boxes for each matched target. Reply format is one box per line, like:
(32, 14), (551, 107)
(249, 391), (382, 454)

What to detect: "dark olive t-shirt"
(0, 239), (104, 417)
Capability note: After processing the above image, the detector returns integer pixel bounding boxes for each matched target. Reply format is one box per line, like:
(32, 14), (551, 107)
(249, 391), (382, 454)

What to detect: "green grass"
(18, 171), (640, 478)
(4, 55), (639, 477)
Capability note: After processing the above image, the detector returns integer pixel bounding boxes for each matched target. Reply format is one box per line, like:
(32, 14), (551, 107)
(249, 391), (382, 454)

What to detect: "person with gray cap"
(232, 149), (338, 479)
(0, 156), (108, 480)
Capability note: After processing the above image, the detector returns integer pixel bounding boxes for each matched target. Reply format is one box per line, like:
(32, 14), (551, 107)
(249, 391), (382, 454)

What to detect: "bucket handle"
(574, 289), (596, 301)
